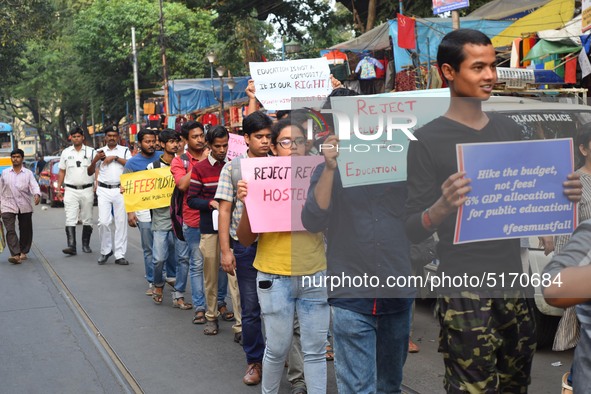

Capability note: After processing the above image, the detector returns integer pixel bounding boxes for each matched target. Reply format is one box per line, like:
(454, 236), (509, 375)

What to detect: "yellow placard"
(120, 167), (175, 212)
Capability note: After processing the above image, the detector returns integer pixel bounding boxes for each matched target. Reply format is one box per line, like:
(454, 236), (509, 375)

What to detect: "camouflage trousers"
(436, 292), (536, 393)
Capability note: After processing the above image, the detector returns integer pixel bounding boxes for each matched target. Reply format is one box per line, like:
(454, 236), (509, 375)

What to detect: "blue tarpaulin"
(390, 18), (512, 72)
(167, 77), (250, 115)
(0, 122), (13, 133)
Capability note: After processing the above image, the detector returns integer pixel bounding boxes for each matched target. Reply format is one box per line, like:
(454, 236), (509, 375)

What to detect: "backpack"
(170, 153), (189, 241)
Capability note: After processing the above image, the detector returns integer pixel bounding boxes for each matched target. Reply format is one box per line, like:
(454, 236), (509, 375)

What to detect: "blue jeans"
(182, 225), (205, 311)
(233, 241), (265, 364)
(172, 239), (190, 299)
(137, 221), (153, 284)
(331, 306), (410, 394)
(257, 271), (329, 394)
(153, 230), (187, 288)
(218, 268), (228, 306)
(165, 235), (177, 280)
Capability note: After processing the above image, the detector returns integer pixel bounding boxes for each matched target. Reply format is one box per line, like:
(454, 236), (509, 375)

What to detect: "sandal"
(218, 305), (235, 321)
(8, 255), (21, 264)
(192, 311), (206, 324)
(152, 287), (163, 305)
(408, 338), (420, 353)
(325, 344), (334, 361)
(173, 297), (193, 310)
(203, 319), (219, 335)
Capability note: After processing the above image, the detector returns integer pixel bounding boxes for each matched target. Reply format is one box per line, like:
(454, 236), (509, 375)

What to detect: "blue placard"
(454, 139), (577, 244)
(433, 0), (470, 15)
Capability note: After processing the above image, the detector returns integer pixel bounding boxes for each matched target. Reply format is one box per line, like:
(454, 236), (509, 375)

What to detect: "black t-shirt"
(405, 113), (522, 289)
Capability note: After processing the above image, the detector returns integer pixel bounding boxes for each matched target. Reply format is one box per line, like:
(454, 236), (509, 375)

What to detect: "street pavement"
(0, 205), (575, 393)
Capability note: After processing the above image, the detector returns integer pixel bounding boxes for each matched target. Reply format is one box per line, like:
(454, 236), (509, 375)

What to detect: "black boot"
(82, 225), (92, 253)
(62, 226), (77, 255)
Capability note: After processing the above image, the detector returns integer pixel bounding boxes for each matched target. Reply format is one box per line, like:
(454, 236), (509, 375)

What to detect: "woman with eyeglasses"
(236, 118), (329, 394)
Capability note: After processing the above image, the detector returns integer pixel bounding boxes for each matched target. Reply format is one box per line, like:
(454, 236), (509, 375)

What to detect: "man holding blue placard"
(405, 29), (582, 393)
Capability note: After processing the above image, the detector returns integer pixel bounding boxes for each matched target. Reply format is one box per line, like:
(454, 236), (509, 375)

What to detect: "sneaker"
(145, 284), (154, 296)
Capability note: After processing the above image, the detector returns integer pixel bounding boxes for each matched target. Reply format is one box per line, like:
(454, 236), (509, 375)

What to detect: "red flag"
(397, 14), (416, 49)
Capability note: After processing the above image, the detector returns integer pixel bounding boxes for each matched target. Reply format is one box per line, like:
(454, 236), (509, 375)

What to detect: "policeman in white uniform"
(88, 125), (131, 265)
(57, 127), (96, 255)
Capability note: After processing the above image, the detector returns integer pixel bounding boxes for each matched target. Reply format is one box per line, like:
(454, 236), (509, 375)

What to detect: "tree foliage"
(0, 0), (54, 91)
(72, 0), (216, 122)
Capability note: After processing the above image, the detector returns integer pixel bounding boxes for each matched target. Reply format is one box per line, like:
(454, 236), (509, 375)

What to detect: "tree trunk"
(366, 0), (377, 32)
(351, 1), (365, 33)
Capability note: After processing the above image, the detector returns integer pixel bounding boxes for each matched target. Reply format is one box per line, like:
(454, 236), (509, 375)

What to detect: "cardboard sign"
(329, 95), (446, 188)
(227, 133), (248, 161)
(249, 58), (332, 110)
(241, 155), (324, 232)
(120, 167), (175, 212)
(454, 139), (576, 244)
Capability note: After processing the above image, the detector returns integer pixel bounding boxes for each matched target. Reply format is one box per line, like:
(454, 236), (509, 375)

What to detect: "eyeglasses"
(277, 137), (306, 149)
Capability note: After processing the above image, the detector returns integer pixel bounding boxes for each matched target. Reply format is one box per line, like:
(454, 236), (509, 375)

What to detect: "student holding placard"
(404, 29), (582, 393)
(236, 119), (329, 394)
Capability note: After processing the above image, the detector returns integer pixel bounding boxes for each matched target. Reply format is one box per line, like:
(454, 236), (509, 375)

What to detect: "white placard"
(249, 58), (332, 110)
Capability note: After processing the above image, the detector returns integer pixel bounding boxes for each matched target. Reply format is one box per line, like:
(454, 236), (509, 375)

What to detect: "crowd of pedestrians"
(3, 28), (590, 394)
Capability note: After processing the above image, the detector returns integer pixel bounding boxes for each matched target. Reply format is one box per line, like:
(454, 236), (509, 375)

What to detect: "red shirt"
(171, 151), (202, 228)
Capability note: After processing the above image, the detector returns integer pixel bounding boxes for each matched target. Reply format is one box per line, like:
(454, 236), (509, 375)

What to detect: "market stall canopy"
(391, 18), (511, 72)
(522, 39), (580, 61)
(330, 21), (392, 51)
(165, 77), (249, 115)
(468, 0), (552, 20)
(538, 14), (584, 45)
(491, 0), (575, 48)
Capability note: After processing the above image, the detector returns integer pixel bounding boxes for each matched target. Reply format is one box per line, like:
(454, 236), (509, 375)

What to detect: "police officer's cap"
(102, 125), (119, 134)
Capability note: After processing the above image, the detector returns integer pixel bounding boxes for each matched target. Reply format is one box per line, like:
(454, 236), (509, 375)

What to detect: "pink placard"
(227, 133), (248, 161)
(241, 155), (324, 233)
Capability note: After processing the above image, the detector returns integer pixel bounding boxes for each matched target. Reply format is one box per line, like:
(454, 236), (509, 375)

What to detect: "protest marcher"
(186, 125), (241, 336)
(543, 218), (591, 394)
(0, 149), (41, 264)
(237, 119), (329, 394)
(302, 88), (414, 393)
(550, 126), (591, 352)
(57, 127), (96, 255)
(88, 125), (131, 265)
(404, 29), (582, 393)
(124, 128), (163, 295)
(539, 124), (591, 392)
(170, 120), (209, 323)
(146, 129), (190, 307)
(215, 111), (271, 385)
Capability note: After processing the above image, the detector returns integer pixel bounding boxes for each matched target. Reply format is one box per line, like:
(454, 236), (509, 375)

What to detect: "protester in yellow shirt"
(236, 119), (329, 394)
